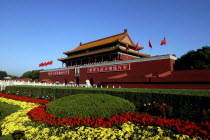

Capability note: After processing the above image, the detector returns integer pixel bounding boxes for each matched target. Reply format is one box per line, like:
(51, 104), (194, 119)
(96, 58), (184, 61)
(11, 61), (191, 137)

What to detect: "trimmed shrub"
(46, 94), (136, 118)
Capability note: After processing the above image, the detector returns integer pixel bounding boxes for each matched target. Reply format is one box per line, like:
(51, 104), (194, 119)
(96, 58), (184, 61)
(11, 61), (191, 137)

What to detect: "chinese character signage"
(87, 64), (130, 73)
(48, 70), (69, 76)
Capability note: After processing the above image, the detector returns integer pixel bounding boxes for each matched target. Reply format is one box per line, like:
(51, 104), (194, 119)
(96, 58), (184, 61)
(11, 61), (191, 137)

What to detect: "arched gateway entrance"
(65, 79), (67, 85)
(90, 78), (94, 86)
(75, 77), (79, 86)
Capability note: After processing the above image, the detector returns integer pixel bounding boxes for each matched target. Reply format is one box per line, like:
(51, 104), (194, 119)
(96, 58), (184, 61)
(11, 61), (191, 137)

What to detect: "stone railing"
(0, 80), (121, 91)
(0, 80), (88, 91)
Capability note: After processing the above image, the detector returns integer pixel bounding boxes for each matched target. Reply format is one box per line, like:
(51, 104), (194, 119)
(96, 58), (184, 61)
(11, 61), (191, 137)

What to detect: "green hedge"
(4, 85), (210, 121)
(46, 94), (135, 118)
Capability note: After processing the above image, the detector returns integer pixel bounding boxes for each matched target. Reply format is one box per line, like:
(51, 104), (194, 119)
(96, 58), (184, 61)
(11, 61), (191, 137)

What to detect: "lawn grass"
(0, 102), (21, 140)
(0, 135), (13, 140)
(0, 102), (21, 122)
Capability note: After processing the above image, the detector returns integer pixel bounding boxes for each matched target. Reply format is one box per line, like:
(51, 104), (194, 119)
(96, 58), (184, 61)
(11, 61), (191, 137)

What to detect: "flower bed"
(0, 93), (50, 105)
(0, 93), (209, 139)
(28, 104), (210, 139)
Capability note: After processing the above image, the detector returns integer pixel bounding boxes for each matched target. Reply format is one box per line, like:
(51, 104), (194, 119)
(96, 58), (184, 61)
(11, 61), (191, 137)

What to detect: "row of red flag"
(39, 61), (53, 67)
(126, 37), (167, 51)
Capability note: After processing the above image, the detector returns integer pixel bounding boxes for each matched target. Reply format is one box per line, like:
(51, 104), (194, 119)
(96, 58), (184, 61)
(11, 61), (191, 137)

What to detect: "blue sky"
(0, 0), (210, 76)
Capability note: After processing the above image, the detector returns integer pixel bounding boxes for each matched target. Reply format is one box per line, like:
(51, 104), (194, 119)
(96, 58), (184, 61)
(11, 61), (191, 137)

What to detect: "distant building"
(4, 77), (12, 80)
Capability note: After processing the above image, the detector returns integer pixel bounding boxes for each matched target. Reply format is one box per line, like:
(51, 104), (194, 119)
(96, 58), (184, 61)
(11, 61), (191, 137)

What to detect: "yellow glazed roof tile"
(63, 31), (142, 54)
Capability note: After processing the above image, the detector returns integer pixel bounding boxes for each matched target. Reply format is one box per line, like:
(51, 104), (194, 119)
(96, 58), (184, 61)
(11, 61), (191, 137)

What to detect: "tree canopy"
(0, 71), (7, 80)
(175, 46), (210, 70)
(21, 70), (41, 80)
(7, 75), (19, 79)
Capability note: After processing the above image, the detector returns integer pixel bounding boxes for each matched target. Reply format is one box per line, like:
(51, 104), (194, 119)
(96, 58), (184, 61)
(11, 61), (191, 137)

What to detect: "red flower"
(0, 93), (50, 104)
(26, 106), (210, 139)
(203, 109), (207, 114)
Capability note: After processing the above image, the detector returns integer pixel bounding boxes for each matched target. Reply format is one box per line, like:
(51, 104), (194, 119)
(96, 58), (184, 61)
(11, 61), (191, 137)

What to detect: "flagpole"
(150, 47), (152, 56)
(164, 45), (166, 55)
(51, 60), (53, 69)
(161, 37), (167, 55)
(164, 36), (166, 55)
(149, 38), (152, 56)
(137, 40), (139, 53)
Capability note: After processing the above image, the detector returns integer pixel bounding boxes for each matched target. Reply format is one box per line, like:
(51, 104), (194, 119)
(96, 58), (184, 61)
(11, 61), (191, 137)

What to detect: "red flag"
(126, 44), (129, 51)
(148, 40), (152, 48)
(49, 61), (53, 65)
(39, 61), (53, 67)
(160, 37), (166, 45)
(39, 63), (42, 67)
(46, 61), (50, 66)
(43, 62), (47, 66)
(39, 62), (44, 67)
(135, 43), (140, 50)
(47, 61), (53, 65)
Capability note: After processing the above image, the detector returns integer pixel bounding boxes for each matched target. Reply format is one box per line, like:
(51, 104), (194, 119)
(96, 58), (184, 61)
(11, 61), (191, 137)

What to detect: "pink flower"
(144, 104), (147, 106)
(203, 109), (207, 114)
(148, 103), (151, 106)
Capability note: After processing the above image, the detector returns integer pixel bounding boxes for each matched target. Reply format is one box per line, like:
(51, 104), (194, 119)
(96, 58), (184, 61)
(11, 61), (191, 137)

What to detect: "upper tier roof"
(58, 46), (149, 61)
(63, 30), (143, 55)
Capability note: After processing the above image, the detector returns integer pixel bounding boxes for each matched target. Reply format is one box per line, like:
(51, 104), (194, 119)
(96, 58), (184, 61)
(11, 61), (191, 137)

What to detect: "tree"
(31, 70), (40, 79)
(21, 70), (41, 80)
(21, 71), (32, 79)
(175, 46), (210, 70)
(7, 75), (19, 79)
(0, 71), (7, 80)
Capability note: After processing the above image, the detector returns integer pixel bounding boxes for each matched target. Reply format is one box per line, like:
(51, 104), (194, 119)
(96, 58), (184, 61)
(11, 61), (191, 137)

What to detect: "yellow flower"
(49, 136), (60, 140)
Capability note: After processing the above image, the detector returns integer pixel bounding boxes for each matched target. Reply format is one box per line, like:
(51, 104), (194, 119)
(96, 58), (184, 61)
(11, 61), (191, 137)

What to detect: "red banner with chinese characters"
(48, 70), (69, 76)
(87, 64), (130, 73)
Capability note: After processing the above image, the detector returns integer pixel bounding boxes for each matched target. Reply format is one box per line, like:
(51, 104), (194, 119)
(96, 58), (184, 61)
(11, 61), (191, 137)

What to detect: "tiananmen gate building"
(39, 29), (210, 89)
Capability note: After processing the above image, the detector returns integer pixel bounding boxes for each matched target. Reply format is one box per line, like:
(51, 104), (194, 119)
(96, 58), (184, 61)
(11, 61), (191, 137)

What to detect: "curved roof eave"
(58, 47), (119, 61)
(63, 32), (127, 55)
